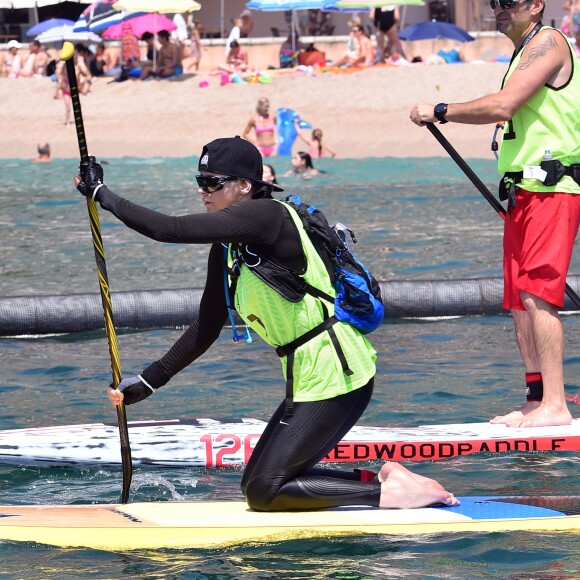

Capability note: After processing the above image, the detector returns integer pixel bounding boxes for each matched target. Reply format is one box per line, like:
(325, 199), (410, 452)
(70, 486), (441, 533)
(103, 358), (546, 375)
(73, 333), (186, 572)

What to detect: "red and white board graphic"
(0, 417), (578, 468)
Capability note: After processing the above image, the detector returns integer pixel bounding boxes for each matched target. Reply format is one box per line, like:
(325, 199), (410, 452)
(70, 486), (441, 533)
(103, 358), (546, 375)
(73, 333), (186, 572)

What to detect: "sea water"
(0, 156), (579, 578)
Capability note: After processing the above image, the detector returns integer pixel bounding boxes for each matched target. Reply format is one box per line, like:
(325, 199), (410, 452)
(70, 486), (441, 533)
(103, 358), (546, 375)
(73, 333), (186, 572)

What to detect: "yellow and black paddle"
(60, 41), (132, 503)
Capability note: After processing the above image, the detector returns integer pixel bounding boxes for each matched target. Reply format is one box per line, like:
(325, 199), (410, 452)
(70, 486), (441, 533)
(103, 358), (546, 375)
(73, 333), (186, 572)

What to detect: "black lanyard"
(510, 21), (543, 65)
(501, 22), (543, 90)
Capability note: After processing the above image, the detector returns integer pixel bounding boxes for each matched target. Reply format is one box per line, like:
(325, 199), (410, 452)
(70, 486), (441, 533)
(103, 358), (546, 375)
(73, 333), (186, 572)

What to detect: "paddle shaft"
(61, 43), (133, 503)
(426, 122), (580, 309)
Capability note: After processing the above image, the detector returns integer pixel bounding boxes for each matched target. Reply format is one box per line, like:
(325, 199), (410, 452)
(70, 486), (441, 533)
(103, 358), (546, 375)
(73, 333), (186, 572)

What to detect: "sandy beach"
(0, 63), (507, 161)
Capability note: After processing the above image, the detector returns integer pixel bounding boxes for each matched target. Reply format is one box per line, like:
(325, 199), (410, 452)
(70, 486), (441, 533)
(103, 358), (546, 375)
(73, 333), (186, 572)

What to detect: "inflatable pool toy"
(276, 108), (312, 156)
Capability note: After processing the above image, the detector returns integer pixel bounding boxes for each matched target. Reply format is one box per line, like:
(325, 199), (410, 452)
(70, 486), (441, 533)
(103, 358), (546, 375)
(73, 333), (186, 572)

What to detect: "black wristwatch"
(434, 103), (449, 124)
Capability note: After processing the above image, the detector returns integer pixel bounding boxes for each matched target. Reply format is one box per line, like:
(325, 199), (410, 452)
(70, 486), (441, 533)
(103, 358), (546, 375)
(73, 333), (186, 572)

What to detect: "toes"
(441, 495), (460, 506)
(429, 492), (460, 507)
(378, 462), (399, 482)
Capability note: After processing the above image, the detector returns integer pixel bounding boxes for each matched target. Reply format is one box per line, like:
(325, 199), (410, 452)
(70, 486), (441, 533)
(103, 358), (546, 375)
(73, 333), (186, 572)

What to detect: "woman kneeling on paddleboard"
(75, 137), (458, 511)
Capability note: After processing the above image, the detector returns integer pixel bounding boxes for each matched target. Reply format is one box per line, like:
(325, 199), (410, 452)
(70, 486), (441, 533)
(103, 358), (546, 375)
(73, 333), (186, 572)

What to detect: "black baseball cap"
(198, 136), (283, 192)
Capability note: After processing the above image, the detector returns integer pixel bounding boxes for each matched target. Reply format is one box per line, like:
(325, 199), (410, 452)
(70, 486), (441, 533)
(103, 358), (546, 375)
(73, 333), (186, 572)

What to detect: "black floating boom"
(2, 278), (580, 337)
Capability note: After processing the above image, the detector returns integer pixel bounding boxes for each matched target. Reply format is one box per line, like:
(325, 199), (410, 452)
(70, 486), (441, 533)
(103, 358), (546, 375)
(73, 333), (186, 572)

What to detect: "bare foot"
(378, 462), (445, 490)
(490, 401), (540, 424)
(378, 462), (459, 509)
(507, 403), (573, 428)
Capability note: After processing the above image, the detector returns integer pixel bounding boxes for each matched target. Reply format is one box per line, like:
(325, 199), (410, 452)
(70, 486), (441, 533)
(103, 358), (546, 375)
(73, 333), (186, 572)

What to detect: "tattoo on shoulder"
(517, 34), (558, 70)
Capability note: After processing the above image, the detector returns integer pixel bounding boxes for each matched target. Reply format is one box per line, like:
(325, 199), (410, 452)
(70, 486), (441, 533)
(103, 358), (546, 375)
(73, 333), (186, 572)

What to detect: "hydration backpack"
(225, 195), (383, 417)
(282, 194), (384, 334)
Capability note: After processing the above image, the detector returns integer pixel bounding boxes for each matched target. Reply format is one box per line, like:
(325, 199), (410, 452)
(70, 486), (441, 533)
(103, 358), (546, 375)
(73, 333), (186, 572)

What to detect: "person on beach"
(140, 30), (182, 79)
(370, 5), (403, 63)
(21, 40), (49, 77)
(243, 97), (277, 157)
(218, 40), (248, 74)
(172, 12), (189, 51)
(75, 137), (458, 512)
(284, 151), (319, 178)
(73, 44), (92, 94)
(225, 17), (242, 56)
(333, 24), (374, 68)
(569, 0), (580, 55)
(90, 43), (113, 77)
(120, 22), (141, 67)
(54, 60), (72, 126)
(333, 22), (359, 66)
(186, 20), (203, 72)
(560, 1), (576, 38)
(294, 121), (336, 158)
(1, 40), (22, 78)
(239, 9), (254, 38)
(410, 0), (580, 428)
(142, 32), (156, 62)
(279, 30), (305, 68)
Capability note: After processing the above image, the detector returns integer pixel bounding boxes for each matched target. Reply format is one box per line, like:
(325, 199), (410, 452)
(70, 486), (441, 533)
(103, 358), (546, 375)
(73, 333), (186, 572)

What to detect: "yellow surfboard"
(0, 496), (578, 551)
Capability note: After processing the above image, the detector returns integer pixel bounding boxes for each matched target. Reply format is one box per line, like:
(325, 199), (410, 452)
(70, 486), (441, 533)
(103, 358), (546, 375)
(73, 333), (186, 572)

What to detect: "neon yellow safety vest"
(498, 26), (580, 194)
(228, 202), (376, 403)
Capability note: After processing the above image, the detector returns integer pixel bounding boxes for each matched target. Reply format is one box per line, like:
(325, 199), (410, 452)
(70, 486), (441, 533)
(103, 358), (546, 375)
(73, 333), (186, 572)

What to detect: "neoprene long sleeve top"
(94, 185), (305, 389)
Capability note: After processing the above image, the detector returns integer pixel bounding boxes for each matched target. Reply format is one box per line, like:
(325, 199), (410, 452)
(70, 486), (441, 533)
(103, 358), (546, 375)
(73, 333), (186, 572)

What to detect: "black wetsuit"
(95, 186), (381, 510)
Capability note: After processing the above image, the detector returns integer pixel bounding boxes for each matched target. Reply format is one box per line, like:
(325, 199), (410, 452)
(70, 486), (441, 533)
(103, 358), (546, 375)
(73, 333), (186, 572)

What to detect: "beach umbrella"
(323, 0), (423, 10)
(112, 0), (201, 11)
(35, 24), (101, 43)
(112, 0), (201, 70)
(245, 0), (328, 53)
(399, 20), (475, 42)
(246, 0), (326, 9)
(0, 0), (90, 26)
(102, 13), (176, 39)
(0, 0), (90, 6)
(73, 0), (129, 32)
(26, 18), (75, 36)
(321, 0), (424, 36)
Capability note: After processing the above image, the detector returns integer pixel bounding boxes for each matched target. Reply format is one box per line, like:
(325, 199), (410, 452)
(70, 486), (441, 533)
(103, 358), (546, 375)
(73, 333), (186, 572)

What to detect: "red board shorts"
(503, 188), (580, 310)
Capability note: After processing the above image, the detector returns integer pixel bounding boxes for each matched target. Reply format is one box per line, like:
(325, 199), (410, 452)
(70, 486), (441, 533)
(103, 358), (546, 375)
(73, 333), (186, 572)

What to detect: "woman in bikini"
(243, 97), (278, 157)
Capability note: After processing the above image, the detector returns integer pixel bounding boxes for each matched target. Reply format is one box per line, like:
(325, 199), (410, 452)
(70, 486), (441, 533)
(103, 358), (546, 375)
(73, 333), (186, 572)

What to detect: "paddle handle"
(60, 41), (133, 503)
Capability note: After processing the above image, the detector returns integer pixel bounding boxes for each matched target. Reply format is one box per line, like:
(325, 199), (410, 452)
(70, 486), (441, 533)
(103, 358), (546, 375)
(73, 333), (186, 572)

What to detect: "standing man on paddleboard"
(410, 0), (580, 428)
(75, 137), (458, 511)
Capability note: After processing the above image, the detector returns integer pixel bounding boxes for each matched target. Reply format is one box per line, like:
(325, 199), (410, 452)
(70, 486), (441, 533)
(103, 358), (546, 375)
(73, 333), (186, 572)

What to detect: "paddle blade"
(60, 41), (75, 62)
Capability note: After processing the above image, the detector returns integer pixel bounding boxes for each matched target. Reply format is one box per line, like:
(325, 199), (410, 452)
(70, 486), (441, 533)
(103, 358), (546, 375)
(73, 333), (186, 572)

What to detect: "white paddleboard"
(0, 496), (578, 550)
(0, 418), (578, 468)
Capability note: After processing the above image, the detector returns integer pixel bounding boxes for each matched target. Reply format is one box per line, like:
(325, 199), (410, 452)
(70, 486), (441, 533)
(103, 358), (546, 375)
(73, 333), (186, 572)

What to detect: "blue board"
(437, 495), (579, 519)
(277, 107), (312, 156)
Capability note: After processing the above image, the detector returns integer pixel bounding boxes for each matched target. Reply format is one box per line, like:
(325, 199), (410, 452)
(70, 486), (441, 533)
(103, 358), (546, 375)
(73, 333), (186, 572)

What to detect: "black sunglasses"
(196, 175), (239, 193)
(489, 0), (519, 9)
